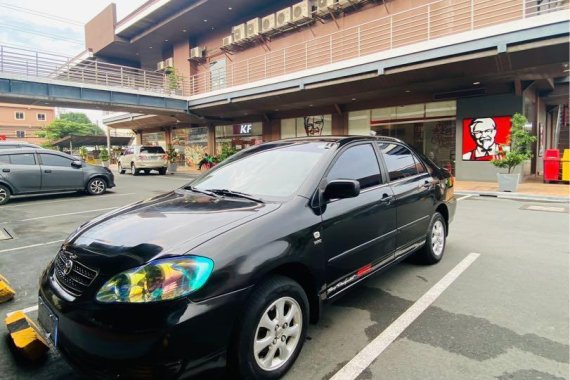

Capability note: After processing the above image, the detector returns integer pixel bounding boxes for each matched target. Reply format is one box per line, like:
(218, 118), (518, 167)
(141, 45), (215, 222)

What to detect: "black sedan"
(39, 136), (455, 379)
(0, 148), (115, 205)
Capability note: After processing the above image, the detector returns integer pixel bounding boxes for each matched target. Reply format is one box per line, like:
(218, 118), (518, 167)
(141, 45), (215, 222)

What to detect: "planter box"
(168, 163), (178, 174)
(497, 173), (520, 192)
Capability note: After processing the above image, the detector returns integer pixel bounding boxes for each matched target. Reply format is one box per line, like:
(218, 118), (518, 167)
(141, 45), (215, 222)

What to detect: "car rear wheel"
(118, 162), (126, 174)
(416, 212), (446, 265)
(159, 168), (167, 175)
(231, 276), (308, 379)
(86, 178), (107, 196)
(0, 184), (10, 205)
(131, 163), (139, 176)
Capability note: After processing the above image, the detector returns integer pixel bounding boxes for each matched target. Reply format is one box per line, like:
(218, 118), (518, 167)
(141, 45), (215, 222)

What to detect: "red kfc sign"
(462, 116), (511, 161)
(0, 135), (6, 141)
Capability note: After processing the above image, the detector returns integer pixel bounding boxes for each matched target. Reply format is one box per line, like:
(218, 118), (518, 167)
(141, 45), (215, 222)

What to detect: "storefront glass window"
(141, 132), (166, 147)
(281, 115), (332, 138)
(215, 122), (263, 153)
(172, 127), (209, 167)
(348, 110), (371, 136)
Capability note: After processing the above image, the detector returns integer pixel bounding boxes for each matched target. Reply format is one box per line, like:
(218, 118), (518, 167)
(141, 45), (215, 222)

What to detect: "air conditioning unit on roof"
(156, 61), (165, 71)
(164, 57), (174, 67)
(276, 7), (292, 28)
(232, 23), (246, 42)
(246, 17), (261, 38)
(222, 35), (234, 47)
(261, 14), (276, 33)
(317, 0), (336, 13)
(190, 47), (204, 59)
(292, 0), (311, 22)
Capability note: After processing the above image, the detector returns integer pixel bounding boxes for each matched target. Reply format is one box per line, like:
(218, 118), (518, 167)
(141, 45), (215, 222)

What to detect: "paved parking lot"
(0, 173), (568, 380)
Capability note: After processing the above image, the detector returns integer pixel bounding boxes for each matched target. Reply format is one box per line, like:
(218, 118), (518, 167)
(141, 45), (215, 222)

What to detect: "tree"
(37, 112), (104, 142)
(491, 113), (536, 174)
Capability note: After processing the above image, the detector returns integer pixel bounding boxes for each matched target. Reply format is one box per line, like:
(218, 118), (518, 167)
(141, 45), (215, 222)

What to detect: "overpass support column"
(332, 112), (348, 135)
(207, 125), (216, 155)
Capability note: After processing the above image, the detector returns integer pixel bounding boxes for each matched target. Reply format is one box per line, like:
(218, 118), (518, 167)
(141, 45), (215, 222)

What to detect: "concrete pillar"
(332, 112), (348, 135)
(207, 125), (216, 155)
(165, 128), (173, 147)
(262, 119), (280, 142)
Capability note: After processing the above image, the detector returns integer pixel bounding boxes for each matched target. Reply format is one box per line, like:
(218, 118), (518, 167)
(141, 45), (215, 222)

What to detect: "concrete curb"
(456, 191), (570, 203)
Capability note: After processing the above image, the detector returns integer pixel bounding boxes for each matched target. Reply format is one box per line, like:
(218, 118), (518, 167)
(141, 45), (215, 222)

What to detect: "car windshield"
(140, 147), (165, 154)
(191, 141), (333, 199)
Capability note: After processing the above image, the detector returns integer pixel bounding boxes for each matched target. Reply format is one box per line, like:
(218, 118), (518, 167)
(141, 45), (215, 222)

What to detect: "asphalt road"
(0, 172), (568, 380)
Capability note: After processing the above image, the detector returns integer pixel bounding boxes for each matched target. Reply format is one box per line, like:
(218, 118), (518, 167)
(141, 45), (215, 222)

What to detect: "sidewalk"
(455, 176), (570, 202)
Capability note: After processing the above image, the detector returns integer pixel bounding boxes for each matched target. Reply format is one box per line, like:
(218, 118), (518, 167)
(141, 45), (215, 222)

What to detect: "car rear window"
(9, 153), (36, 165)
(140, 147), (165, 154)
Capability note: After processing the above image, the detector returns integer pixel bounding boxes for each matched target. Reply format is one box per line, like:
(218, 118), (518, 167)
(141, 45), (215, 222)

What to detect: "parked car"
(118, 145), (168, 175)
(39, 136), (455, 379)
(0, 141), (41, 150)
(0, 148), (115, 205)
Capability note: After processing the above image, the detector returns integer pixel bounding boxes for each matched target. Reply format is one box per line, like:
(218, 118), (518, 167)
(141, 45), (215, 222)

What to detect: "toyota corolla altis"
(39, 136), (455, 379)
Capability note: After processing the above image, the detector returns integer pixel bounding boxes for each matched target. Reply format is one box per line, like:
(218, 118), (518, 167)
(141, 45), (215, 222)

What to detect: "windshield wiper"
(182, 186), (219, 198)
(205, 189), (264, 203)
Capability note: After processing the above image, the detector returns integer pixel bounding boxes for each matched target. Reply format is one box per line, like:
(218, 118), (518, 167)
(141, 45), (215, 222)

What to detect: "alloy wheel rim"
(131, 165), (135, 175)
(118, 163), (122, 171)
(253, 296), (302, 372)
(90, 180), (105, 194)
(0, 188), (6, 202)
(431, 220), (445, 257)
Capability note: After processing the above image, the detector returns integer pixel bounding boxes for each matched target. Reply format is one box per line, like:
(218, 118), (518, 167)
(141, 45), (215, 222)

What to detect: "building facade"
(89, 0), (569, 180)
(0, 103), (55, 145)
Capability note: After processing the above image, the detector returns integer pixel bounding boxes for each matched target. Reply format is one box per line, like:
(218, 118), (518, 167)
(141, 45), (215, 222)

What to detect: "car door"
(39, 153), (83, 191)
(320, 143), (397, 291)
(121, 147), (133, 167)
(378, 142), (434, 256)
(0, 152), (41, 193)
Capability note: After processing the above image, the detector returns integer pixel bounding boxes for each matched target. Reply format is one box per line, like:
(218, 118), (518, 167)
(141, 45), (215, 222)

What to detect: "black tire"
(131, 163), (139, 176)
(159, 168), (167, 175)
(0, 184), (10, 205)
(416, 212), (446, 265)
(143, 169), (150, 175)
(118, 162), (126, 174)
(86, 177), (107, 196)
(231, 276), (309, 380)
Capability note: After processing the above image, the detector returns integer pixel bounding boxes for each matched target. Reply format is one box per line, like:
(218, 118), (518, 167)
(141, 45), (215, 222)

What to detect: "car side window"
(0, 155), (10, 164)
(9, 153), (36, 165)
(40, 154), (72, 167)
(378, 143), (419, 181)
(327, 144), (381, 190)
(414, 155), (427, 174)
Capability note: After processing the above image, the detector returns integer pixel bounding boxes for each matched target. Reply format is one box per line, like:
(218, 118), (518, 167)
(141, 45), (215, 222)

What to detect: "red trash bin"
(543, 149), (560, 183)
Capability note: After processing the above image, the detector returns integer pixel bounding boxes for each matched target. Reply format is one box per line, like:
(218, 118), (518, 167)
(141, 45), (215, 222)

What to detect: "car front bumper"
(39, 265), (251, 379)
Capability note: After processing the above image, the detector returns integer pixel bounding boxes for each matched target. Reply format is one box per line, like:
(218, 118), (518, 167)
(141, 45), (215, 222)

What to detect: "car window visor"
(205, 189), (264, 203)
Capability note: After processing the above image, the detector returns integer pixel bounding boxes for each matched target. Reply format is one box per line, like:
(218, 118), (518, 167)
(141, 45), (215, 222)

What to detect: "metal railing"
(0, 45), (191, 97)
(0, 0), (566, 99)
(189, 0), (569, 96)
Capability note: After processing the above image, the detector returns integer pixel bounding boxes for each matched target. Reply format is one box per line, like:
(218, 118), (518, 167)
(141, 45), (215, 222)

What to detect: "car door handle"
(419, 180), (432, 189)
(381, 194), (394, 203)
(44, 170), (52, 174)
(2, 169), (9, 173)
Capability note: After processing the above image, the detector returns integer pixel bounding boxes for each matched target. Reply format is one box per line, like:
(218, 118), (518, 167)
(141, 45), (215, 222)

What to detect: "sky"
(0, 0), (148, 125)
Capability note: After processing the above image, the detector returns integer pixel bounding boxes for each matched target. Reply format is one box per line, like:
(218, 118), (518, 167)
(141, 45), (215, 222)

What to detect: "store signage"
(304, 116), (325, 136)
(234, 124), (252, 135)
(0, 135), (6, 141)
(462, 116), (511, 161)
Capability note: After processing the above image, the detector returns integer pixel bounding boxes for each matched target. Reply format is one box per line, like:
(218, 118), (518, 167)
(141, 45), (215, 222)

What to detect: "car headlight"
(95, 256), (214, 303)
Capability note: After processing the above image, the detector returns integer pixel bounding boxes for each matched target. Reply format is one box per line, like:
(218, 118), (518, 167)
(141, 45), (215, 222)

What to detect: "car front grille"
(54, 250), (97, 297)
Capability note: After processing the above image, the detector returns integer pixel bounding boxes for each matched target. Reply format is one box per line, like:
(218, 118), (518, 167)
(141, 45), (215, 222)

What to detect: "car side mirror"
(71, 160), (82, 168)
(323, 180), (360, 201)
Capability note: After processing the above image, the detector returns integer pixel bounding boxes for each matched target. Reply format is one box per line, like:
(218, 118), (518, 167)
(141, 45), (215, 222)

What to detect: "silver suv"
(118, 145), (168, 176)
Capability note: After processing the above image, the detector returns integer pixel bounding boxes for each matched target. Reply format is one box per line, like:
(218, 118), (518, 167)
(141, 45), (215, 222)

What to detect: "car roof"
(0, 148), (69, 156)
(272, 135), (405, 147)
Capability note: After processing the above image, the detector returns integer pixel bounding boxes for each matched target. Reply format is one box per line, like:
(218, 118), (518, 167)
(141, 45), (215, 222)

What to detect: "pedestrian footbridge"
(0, 46), (189, 115)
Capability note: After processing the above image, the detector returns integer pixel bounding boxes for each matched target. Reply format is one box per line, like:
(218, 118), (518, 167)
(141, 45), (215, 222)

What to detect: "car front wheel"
(86, 178), (107, 195)
(0, 184), (10, 205)
(118, 162), (125, 174)
(231, 276), (308, 380)
(131, 163), (139, 176)
(417, 212), (446, 264)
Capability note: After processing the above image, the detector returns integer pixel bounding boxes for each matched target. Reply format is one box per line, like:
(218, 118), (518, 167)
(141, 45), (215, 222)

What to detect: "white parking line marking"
(18, 207), (117, 222)
(330, 252), (481, 380)
(456, 195), (473, 201)
(0, 240), (64, 253)
(1, 193), (136, 208)
(6, 305), (38, 317)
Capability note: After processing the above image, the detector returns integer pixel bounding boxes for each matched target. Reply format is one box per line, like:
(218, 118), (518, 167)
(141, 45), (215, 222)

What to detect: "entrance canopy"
(52, 135), (133, 149)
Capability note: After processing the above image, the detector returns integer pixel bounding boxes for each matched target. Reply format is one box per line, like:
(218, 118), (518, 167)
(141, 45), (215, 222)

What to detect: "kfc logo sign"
(462, 116), (511, 161)
(0, 135), (6, 141)
(234, 124), (252, 135)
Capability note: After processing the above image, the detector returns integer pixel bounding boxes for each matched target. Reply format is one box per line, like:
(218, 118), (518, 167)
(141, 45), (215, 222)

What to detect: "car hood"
(63, 190), (279, 273)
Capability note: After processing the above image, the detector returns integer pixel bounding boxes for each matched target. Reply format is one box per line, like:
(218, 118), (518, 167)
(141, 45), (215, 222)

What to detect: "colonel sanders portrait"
(462, 118), (499, 161)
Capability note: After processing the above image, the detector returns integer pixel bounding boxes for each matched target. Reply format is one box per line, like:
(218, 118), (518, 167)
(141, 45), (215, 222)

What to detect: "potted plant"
(100, 148), (110, 168)
(165, 67), (181, 95)
(79, 146), (88, 161)
(167, 145), (178, 174)
(491, 113), (536, 192)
